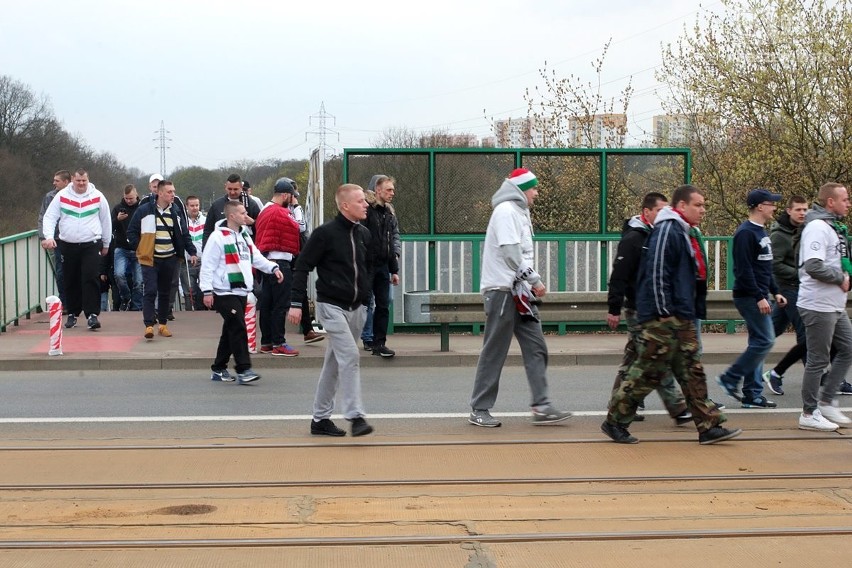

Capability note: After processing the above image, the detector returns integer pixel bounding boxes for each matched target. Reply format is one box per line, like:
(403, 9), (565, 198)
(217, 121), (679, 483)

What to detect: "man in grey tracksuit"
(468, 168), (571, 428)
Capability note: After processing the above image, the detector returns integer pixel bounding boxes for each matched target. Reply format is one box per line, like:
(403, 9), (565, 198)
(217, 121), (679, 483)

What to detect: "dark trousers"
(142, 256), (177, 326)
(258, 260), (293, 347)
(212, 294), (251, 373)
(368, 262), (391, 347)
(59, 240), (102, 317)
(300, 302), (314, 334)
(51, 248), (66, 306)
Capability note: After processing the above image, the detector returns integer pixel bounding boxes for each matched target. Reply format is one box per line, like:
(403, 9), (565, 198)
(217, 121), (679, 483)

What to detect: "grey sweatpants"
(470, 289), (551, 410)
(798, 307), (852, 414)
(312, 302), (367, 420)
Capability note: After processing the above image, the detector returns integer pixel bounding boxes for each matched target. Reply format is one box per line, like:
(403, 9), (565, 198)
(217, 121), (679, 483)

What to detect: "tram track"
(2, 425), (851, 565)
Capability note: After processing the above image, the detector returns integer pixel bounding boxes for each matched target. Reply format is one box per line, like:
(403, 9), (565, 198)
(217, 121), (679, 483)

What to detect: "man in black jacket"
(288, 184), (374, 438)
(111, 184), (142, 310)
(607, 192), (691, 425)
(203, 173), (261, 246)
(361, 174), (401, 358)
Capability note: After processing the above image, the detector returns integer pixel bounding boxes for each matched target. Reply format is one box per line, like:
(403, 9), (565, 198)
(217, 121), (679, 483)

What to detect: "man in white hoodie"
(468, 168), (572, 428)
(200, 201), (283, 385)
(41, 169), (112, 331)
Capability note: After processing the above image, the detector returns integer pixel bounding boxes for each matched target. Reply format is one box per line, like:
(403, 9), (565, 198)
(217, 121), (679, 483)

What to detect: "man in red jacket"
(254, 178), (302, 356)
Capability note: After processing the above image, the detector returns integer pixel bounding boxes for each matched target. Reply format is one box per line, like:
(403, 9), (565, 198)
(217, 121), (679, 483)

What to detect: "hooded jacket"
(199, 220), (278, 297)
(291, 213), (372, 311)
(635, 207), (699, 323)
(41, 183), (112, 247)
(479, 178), (541, 291)
(769, 210), (801, 290)
(607, 215), (652, 315)
(797, 203), (849, 312)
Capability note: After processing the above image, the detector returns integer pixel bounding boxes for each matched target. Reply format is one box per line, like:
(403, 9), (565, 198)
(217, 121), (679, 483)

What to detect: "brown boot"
(158, 324), (172, 337)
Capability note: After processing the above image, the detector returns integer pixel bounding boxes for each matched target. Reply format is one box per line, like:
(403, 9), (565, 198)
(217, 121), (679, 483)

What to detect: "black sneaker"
(87, 314), (101, 330)
(600, 421), (639, 444)
(372, 345), (396, 358)
(350, 417), (374, 437)
(64, 314), (78, 328)
(838, 381), (852, 395)
(698, 426), (742, 445)
(674, 410), (693, 426)
(167, 311), (175, 321)
(311, 418), (346, 437)
(633, 413), (646, 422)
(741, 396), (777, 409)
(709, 398), (726, 410)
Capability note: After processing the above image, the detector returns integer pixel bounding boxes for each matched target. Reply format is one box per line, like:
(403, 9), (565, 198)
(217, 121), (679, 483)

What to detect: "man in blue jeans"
(717, 188), (788, 408)
(111, 184), (142, 310)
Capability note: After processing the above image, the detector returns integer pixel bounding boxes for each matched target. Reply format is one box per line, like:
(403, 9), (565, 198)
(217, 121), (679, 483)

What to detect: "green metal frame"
(344, 147), (693, 295)
(0, 230), (54, 332)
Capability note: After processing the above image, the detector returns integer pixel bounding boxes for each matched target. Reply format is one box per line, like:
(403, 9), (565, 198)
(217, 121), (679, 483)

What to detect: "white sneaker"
(799, 409), (839, 431)
(817, 401), (852, 426)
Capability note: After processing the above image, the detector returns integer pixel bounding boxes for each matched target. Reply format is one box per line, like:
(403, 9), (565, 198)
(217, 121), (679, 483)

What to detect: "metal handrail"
(0, 230), (56, 332)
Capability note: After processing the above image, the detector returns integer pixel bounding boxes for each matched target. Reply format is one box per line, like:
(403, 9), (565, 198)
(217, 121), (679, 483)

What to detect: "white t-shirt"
(480, 201), (534, 290)
(798, 219), (847, 312)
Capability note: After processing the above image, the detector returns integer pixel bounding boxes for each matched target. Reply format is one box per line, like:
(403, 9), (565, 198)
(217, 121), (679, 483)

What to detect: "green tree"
(657, 0), (852, 234)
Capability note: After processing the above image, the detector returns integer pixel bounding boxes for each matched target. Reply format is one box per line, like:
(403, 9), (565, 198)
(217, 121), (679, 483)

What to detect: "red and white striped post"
(245, 292), (257, 354)
(46, 295), (63, 356)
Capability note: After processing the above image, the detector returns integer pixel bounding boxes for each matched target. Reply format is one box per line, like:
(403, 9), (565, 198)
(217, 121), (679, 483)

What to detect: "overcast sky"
(1, 0), (720, 174)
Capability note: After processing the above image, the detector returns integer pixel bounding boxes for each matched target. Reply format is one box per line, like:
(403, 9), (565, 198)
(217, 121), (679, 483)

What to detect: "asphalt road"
(0, 364), (815, 420)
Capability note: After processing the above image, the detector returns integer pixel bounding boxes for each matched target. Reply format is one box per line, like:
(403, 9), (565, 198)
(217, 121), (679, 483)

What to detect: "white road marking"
(0, 408), (819, 424)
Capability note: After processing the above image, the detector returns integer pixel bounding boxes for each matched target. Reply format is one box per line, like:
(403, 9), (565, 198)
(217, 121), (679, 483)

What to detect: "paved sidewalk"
(1, 310), (794, 371)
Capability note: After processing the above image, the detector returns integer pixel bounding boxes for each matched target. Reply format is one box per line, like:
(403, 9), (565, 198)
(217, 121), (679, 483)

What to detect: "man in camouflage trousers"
(602, 184), (742, 445)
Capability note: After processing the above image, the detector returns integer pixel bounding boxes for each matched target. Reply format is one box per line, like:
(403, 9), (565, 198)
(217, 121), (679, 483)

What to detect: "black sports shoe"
(64, 314), (78, 328)
(87, 314), (101, 330)
(600, 421), (639, 444)
(674, 410), (693, 426)
(698, 426), (742, 445)
(741, 396), (777, 408)
(311, 418), (346, 437)
(167, 311), (175, 321)
(372, 345), (396, 358)
(349, 417), (374, 437)
(838, 381), (852, 395)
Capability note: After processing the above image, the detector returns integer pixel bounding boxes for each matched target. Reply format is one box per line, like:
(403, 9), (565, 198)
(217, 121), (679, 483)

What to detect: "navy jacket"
(635, 207), (699, 323)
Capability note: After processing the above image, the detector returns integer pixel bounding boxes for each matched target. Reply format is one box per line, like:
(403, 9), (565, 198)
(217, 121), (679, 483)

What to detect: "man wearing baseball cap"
(717, 188), (787, 408)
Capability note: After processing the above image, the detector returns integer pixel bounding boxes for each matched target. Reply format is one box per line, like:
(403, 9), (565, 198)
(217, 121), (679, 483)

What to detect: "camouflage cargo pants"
(607, 316), (725, 433)
(612, 309), (687, 417)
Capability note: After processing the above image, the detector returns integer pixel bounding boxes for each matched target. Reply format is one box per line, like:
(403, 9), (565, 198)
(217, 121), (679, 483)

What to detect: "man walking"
(468, 168), (571, 428)
(717, 189), (787, 408)
(607, 192), (692, 425)
(795, 182), (852, 431)
(763, 196), (809, 395)
(38, 170), (72, 308)
(41, 169), (112, 331)
(201, 201), (283, 385)
(185, 195), (206, 310)
(362, 174), (401, 358)
(288, 184), (374, 437)
(602, 184), (741, 445)
(254, 178), (301, 357)
(111, 184), (142, 311)
(127, 180), (197, 339)
(203, 174), (261, 245)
